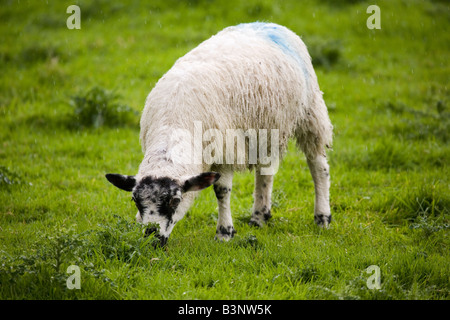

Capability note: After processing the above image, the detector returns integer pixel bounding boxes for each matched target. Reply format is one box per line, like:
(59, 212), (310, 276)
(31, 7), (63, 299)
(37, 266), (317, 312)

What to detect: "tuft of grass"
(0, 166), (31, 189)
(234, 234), (261, 250)
(306, 38), (343, 70)
(89, 215), (160, 263)
(378, 182), (449, 226)
(18, 45), (65, 66)
(70, 87), (139, 129)
(287, 265), (320, 284)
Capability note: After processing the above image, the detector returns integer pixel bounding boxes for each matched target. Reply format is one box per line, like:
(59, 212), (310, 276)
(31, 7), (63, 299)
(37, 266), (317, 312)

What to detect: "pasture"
(0, 0), (449, 299)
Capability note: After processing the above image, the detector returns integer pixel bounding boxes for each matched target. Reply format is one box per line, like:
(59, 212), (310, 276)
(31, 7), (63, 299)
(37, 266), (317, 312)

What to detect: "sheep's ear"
(182, 172), (221, 193)
(105, 173), (136, 192)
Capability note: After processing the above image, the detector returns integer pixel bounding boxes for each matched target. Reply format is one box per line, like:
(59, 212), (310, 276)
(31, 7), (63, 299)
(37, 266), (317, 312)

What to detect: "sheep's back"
(140, 23), (331, 164)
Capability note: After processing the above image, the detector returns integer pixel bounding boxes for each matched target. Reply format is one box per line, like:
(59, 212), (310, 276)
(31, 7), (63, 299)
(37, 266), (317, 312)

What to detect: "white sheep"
(106, 22), (333, 246)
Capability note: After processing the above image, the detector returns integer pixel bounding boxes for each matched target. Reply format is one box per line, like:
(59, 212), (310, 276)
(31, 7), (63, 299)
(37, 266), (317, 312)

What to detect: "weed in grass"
(1, 166), (22, 186)
(0, 228), (88, 298)
(234, 234), (261, 250)
(306, 37), (343, 70)
(410, 214), (449, 238)
(288, 265), (320, 284)
(70, 87), (139, 129)
(0, 166), (30, 189)
(244, 2), (273, 18)
(90, 215), (160, 263)
(18, 45), (65, 66)
(0, 216), (160, 299)
(379, 182), (449, 226)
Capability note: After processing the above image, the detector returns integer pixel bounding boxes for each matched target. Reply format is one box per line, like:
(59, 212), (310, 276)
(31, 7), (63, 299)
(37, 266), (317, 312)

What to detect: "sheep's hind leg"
(249, 168), (273, 227)
(214, 169), (236, 241)
(307, 155), (332, 228)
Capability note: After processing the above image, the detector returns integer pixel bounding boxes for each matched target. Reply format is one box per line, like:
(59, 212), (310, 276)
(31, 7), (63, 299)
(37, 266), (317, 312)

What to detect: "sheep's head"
(105, 172), (220, 247)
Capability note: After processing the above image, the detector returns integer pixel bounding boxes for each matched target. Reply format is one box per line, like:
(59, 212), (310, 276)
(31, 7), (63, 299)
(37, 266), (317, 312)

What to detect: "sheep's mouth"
(144, 226), (158, 237)
(144, 226), (168, 247)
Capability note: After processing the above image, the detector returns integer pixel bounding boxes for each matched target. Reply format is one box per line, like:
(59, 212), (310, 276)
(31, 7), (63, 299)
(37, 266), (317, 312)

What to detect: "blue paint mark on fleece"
(236, 22), (309, 82)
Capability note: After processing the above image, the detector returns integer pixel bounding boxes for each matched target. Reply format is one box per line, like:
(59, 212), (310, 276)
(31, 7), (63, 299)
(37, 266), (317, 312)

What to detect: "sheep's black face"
(105, 172), (220, 247)
(132, 176), (182, 245)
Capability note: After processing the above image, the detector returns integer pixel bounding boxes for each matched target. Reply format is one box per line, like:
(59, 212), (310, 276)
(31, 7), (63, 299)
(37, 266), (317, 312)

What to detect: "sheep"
(106, 22), (333, 246)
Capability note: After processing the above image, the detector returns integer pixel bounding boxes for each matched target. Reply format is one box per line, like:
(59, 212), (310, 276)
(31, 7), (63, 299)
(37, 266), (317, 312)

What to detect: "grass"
(0, 0), (449, 300)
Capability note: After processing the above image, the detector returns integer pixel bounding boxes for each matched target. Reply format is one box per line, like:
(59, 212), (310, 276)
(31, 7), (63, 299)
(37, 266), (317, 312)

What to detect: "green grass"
(0, 0), (449, 300)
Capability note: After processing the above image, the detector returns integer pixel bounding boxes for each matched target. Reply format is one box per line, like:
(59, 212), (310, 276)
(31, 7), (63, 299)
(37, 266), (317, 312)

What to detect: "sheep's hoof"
(315, 214), (332, 228)
(215, 225), (236, 241)
(249, 208), (272, 227)
(248, 219), (263, 228)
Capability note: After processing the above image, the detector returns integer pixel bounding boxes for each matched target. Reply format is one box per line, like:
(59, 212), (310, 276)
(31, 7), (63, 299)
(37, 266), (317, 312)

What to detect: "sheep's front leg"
(307, 155), (332, 228)
(214, 170), (236, 241)
(249, 169), (273, 227)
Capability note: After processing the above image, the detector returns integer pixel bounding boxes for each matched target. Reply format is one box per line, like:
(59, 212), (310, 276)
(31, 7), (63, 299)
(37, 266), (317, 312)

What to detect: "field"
(0, 0), (449, 300)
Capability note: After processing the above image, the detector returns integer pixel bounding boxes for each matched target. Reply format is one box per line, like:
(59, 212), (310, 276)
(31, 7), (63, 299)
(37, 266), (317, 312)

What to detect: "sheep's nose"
(144, 227), (168, 248)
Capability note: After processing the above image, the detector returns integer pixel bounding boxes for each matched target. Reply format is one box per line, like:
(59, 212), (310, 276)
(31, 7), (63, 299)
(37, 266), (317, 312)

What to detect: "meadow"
(0, 0), (449, 300)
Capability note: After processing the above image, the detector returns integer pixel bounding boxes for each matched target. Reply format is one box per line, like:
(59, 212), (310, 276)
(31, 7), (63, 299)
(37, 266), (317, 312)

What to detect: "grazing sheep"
(106, 22), (333, 246)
